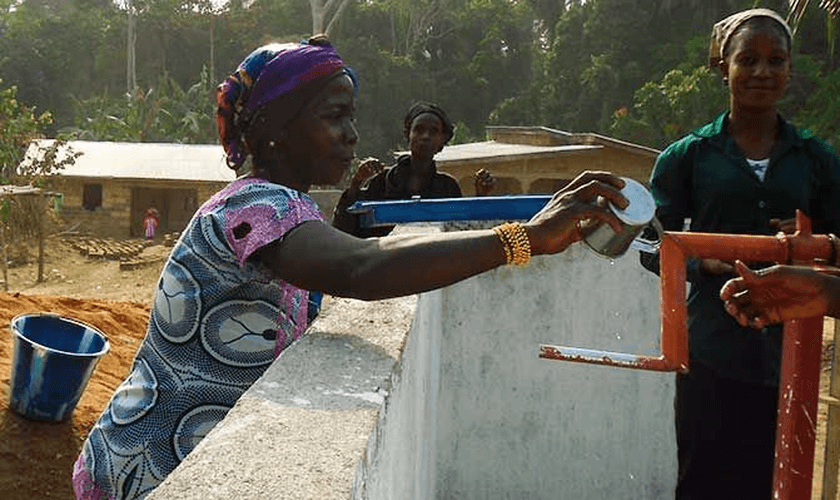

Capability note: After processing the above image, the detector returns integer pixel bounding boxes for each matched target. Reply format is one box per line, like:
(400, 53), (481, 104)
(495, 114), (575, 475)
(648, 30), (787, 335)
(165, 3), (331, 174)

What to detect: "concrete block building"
(24, 140), (235, 238)
(436, 126), (660, 195)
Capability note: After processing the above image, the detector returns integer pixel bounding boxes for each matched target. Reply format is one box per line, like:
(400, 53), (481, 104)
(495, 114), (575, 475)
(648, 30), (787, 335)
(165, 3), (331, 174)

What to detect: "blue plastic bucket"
(8, 313), (110, 421)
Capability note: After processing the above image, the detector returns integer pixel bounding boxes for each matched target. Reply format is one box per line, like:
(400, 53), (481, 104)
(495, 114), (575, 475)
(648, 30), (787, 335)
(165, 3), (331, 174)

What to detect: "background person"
(332, 102), (493, 237)
(639, 9), (840, 499)
(141, 208), (159, 240)
(72, 36), (628, 500)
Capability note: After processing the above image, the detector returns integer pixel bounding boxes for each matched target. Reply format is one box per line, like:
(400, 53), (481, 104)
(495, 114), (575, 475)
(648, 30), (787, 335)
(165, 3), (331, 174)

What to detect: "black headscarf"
(403, 102), (454, 144)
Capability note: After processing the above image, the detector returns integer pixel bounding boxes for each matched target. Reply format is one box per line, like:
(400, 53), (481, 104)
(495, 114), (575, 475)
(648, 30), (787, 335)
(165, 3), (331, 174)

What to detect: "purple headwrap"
(216, 36), (356, 170)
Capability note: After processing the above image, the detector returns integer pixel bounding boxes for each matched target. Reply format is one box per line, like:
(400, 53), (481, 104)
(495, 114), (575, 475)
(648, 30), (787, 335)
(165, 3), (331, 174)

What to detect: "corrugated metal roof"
(417, 141), (602, 163)
(23, 140), (236, 182)
(23, 139), (610, 182)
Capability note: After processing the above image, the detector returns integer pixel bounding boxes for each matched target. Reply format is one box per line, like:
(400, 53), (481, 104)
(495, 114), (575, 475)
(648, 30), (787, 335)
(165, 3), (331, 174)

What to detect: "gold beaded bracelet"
(493, 222), (531, 266)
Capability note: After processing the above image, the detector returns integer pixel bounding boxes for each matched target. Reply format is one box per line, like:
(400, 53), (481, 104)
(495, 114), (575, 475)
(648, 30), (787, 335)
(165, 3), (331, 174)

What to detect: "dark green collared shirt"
(645, 112), (840, 385)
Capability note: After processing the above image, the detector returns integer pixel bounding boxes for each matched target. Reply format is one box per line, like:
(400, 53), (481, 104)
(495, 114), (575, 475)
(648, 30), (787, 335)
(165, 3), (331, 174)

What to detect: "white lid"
(610, 177), (655, 225)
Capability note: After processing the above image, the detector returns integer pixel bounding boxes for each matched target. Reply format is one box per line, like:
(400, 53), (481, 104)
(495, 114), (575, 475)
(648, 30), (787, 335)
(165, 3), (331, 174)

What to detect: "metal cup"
(582, 177), (659, 259)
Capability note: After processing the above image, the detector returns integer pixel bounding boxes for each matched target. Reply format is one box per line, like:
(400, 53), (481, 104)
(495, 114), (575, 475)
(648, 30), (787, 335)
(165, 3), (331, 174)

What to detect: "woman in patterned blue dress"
(72, 35), (630, 499)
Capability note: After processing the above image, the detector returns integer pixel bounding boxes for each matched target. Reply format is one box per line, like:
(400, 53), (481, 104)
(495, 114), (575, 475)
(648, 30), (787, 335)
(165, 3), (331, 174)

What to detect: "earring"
(268, 140), (276, 148)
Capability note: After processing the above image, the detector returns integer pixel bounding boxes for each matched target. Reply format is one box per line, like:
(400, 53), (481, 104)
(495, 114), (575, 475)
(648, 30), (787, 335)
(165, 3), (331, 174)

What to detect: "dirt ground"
(0, 235), (837, 499)
(0, 236), (164, 499)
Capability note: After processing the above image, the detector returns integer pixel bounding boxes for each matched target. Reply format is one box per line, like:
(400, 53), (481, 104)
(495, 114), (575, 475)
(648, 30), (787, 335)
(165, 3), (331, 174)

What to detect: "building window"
(83, 183), (102, 211)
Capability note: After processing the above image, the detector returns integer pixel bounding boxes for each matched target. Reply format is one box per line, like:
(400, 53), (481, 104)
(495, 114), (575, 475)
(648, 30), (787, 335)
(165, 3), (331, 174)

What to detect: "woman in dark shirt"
(332, 102), (463, 237)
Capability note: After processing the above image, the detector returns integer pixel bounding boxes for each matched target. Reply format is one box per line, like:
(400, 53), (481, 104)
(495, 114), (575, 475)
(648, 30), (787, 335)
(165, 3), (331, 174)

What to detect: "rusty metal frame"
(539, 211), (840, 500)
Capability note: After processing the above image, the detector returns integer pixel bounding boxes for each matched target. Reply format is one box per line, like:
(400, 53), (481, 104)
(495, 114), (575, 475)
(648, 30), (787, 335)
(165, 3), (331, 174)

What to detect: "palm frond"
(821, 0), (840, 18)
(788, 0), (840, 35)
(788, 0), (812, 35)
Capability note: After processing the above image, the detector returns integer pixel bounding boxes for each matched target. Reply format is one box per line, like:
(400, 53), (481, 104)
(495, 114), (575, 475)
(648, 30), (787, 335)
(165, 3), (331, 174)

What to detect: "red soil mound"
(0, 292), (150, 498)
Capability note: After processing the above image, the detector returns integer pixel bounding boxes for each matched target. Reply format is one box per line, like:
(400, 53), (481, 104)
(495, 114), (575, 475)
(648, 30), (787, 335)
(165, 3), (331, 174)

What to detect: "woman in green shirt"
(641, 9), (840, 499)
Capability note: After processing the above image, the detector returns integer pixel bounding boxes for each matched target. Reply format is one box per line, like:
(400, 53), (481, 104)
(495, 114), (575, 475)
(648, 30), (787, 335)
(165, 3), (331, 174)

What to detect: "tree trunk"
(325, 0), (353, 37)
(36, 197), (45, 283)
(310, 0), (352, 37)
(1, 214), (7, 292)
(311, 0), (324, 35)
(210, 16), (215, 85)
(127, 4), (137, 94)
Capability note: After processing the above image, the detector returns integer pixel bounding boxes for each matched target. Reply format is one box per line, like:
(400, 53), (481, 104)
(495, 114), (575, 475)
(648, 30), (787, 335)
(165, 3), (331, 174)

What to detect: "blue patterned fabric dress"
(72, 178), (324, 500)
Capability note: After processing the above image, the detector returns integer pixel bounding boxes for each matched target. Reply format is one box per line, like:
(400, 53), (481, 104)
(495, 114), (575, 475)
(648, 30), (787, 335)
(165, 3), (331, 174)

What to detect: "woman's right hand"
(350, 157), (384, 189)
(525, 171), (628, 256)
(720, 261), (838, 328)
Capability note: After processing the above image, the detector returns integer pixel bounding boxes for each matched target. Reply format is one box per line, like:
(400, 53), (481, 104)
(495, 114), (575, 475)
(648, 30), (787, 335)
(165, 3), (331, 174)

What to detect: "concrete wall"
(356, 244), (675, 499)
(148, 294), (416, 500)
(150, 235), (676, 499)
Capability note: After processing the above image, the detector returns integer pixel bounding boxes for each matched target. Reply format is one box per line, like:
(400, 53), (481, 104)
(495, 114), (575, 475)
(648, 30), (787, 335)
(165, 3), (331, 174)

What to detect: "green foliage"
(451, 120), (473, 145)
(62, 67), (216, 144)
(0, 80), (62, 181)
(336, 0), (536, 160)
(0, 0), (123, 136)
(788, 54), (840, 146)
(610, 67), (728, 149)
(1, 0), (840, 174)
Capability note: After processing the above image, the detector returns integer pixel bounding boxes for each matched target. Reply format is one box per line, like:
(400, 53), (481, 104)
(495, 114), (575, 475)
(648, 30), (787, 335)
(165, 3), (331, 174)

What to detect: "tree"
(0, 0), (124, 135)
(62, 67), (217, 144)
(335, 0), (537, 161)
(128, 0), (138, 94)
(0, 80), (58, 180)
(309, 0), (353, 37)
(0, 79), (79, 286)
(610, 67), (727, 149)
(789, 0), (840, 33)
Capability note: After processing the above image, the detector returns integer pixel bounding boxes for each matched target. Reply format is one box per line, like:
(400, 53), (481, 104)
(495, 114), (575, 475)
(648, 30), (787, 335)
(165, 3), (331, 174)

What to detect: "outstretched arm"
(332, 157), (386, 235)
(720, 260), (840, 328)
(260, 171), (628, 301)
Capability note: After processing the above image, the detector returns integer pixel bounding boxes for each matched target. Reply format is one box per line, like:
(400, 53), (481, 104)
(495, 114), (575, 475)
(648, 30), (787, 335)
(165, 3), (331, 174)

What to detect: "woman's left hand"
(700, 258), (735, 275)
(525, 171), (627, 256)
(474, 168), (496, 196)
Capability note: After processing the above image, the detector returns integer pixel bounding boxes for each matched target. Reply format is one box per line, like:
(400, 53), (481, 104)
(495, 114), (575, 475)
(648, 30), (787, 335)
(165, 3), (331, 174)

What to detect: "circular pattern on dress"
(152, 259), (201, 343)
(200, 299), (280, 367)
(109, 358), (159, 425)
(173, 405), (230, 461)
(196, 216), (240, 268)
